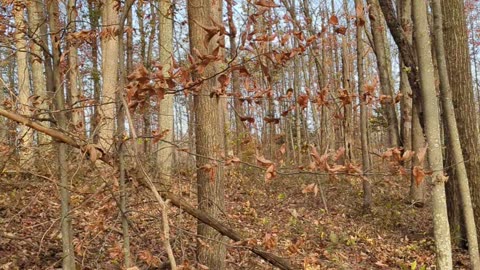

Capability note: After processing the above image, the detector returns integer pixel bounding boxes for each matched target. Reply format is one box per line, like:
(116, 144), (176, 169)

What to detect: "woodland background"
(1, 0), (480, 269)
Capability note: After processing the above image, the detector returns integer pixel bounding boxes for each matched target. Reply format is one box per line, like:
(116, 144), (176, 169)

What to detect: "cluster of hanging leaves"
(308, 146), (363, 179)
(256, 155), (277, 183)
(380, 145), (430, 186)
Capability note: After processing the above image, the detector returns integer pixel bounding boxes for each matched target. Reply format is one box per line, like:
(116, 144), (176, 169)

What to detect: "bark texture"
(441, 0), (480, 252)
(100, 0), (119, 150)
(13, 1), (33, 164)
(157, 0), (175, 183)
(187, 0), (227, 268)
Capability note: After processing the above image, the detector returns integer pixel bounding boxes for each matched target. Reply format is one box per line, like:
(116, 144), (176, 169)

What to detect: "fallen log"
(0, 108), (295, 270)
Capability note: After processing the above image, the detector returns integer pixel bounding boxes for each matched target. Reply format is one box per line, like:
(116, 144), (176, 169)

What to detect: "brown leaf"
(329, 15), (339, 25)
(265, 164), (276, 182)
(297, 94), (309, 109)
(152, 129), (170, 143)
(335, 26), (347, 35)
(256, 155), (273, 166)
(413, 166), (426, 186)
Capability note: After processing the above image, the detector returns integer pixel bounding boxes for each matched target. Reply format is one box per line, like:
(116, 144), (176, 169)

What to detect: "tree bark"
(99, 0), (119, 150)
(441, 0), (480, 253)
(412, 0), (452, 268)
(26, 0), (50, 147)
(13, 0), (33, 164)
(187, 0), (227, 268)
(355, 0), (372, 209)
(157, 0), (175, 184)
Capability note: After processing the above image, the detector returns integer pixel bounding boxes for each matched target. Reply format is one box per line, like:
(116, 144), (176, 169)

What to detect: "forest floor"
(0, 161), (470, 270)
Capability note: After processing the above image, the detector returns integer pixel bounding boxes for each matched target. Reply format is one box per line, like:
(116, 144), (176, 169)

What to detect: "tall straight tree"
(441, 0), (480, 251)
(26, 0), (50, 147)
(87, 0), (101, 144)
(355, 0), (372, 209)
(47, 0), (76, 268)
(157, 0), (174, 183)
(412, 0), (452, 268)
(67, 0), (84, 134)
(13, 0), (33, 164)
(187, 0), (227, 268)
(100, 0), (119, 150)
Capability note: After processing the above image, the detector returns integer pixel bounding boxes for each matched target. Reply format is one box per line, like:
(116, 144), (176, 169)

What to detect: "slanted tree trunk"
(47, 0), (76, 268)
(441, 0), (480, 252)
(187, 0), (227, 268)
(99, 0), (119, 150)
(412, 0), (452, 268)
(13, 0), (33, 164)
(431, 0), (480, 266)
(157, 0), (174, 184)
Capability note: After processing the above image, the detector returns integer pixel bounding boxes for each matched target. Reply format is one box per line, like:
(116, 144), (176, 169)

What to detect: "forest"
(1, 0), (480, 269)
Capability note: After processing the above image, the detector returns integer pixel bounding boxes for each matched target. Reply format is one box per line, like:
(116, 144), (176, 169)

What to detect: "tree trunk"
(187, 0), (227, 268)
(431, 0), (480, 266)
(412, 0), (452, 268)
(99, 0), (119, 150)
(47, 0), (76, 268)
(67, 0), (84, 135)
(157, 0), (174, 184)
(227, 0), (245, 156)
(26, 0), (50, 147)
(87, 0), (101, 144)
(13, 1), (33, 164)
(441, 0), (480, 253)
(355, 0), (372, 209)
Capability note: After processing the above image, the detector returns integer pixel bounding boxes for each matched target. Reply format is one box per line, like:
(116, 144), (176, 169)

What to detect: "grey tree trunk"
(157, 0), (175, 184)
(412, 0), (452, 268)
